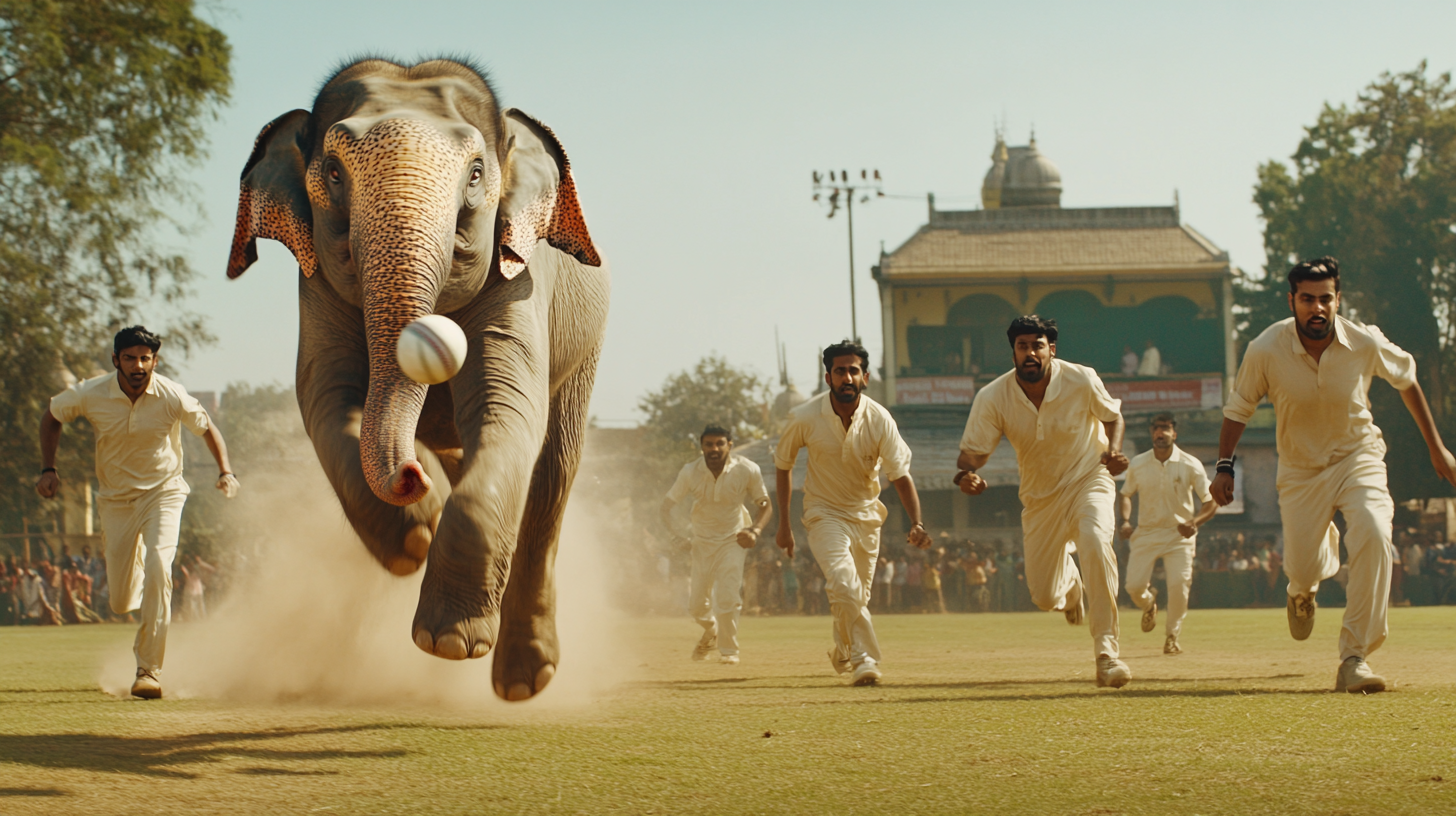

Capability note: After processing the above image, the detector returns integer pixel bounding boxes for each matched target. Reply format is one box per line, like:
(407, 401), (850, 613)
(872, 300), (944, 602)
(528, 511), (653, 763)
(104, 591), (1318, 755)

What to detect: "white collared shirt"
(49, 372), (211, 500)
(959, 358), (1122, 507)
(666, 453), (768, 545)
(1224, 316), (1416, 473)
(1120, 445), (1212, 530)
(774, 391), (912, 523)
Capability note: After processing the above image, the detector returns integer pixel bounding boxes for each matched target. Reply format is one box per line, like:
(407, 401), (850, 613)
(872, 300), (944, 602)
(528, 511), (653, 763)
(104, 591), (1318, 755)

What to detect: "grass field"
(1, 608), (1454, 816)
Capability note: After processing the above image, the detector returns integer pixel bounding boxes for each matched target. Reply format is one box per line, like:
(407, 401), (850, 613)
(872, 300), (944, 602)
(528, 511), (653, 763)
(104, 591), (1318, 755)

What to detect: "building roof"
(877, 206), (1229, 280)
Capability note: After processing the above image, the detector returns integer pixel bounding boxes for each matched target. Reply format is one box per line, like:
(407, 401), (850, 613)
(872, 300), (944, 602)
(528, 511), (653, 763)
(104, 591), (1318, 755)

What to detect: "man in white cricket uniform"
(662, 425), (772, 665)
(1118, 413), (1217, 655)
(775, 340), (931, 687)
(38, 326), (239, 699)
(957, 315), (1133, 687)
(1214, 257), (1456, 693)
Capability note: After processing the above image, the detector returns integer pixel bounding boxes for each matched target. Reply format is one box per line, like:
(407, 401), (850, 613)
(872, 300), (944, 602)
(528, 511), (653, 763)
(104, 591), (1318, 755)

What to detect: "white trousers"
(1022, 472), (1121, 658)
(1125, 531), (1194, 638)
(98, 486), (187, 674)
(804, 508), (882, 667)
(689, 538), (748, 656)
(1278, 451), (1393, 662)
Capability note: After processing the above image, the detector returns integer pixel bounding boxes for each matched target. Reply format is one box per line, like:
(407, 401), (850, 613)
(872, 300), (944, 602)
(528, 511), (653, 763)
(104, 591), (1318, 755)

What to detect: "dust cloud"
(99, 458), (629, 711)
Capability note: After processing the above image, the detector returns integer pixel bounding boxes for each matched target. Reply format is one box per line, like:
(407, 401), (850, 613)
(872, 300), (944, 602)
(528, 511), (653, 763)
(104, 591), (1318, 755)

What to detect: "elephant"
(226, 57), (609, 701)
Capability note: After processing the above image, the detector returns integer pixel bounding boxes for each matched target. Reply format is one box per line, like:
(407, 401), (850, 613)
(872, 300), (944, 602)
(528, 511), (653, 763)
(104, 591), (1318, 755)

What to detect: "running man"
(1118, 413), (1217, 655)
(37, 326), (239, 699)
(662, 425), (772, 665)
(774, 340), (931, 687)
(957, 315), (1132, 687)
(1214, 257), (1456, 693)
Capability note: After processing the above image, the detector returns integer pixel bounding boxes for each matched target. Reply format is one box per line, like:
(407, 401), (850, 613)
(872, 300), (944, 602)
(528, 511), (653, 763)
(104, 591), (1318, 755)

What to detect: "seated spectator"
(1229, 550), (1250, 571)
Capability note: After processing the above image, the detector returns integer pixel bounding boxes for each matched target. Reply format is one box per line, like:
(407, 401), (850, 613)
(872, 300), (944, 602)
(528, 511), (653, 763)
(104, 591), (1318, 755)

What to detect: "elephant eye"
(468, 165), (483, 186)
(327, 162), (342, 185)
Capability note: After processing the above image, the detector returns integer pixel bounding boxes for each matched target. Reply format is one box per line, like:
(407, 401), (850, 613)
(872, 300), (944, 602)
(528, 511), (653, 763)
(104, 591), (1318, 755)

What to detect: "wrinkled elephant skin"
(226, 59), (609, 701)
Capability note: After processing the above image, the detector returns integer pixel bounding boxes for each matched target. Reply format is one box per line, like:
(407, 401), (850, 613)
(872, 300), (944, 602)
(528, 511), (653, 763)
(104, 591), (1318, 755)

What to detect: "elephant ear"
(227, 109), (319, 279)
(497, 108), (601, 280)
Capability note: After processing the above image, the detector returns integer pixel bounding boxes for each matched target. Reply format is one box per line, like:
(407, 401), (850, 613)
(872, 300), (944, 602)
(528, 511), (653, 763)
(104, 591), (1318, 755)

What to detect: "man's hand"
(736, 528), (759, 550)
(1177, 522), (1197, 538)
(1101, 450), (1129, 476)
(36, 471), (59, 499)
(1211, 472), (1235, 506)
(1118, 521), (1134, 540)
(907, 522), (931, 550)
(775, 524), (795, 558)
(216, 472), (240, 499)
(1432, 445), (1456, 487)
(955, 470), (987, 496)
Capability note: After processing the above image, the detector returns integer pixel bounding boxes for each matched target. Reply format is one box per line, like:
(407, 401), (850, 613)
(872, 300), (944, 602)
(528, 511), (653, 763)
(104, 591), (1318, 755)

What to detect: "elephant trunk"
(356, 146), (461, 507)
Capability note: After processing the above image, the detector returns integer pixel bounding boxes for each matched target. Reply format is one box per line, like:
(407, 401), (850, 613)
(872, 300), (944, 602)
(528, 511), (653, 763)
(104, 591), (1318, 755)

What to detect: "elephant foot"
(411, 546), (499, 661)
(492, 610), (559, 702)
(386, 522), (435, 576)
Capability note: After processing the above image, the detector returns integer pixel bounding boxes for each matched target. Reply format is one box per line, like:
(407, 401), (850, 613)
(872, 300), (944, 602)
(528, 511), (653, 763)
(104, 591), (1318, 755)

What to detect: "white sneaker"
(1287, 594), (1317, 641)
(130, 668), (162, 700)
(828, 647), (851, 675)
(691, 630), (717, 662)
(1095, 654), (1131, 688)
(851, 660), (882, 687)
(1141, 588), (1159, 633)
(719, 654), (740, 666)
(1335, 657), (1386, 694)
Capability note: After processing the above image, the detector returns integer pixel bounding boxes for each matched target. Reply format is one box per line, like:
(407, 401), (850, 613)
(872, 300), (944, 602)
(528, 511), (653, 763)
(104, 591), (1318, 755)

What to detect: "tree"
(0, 1), (231, 535)
(1247, 62), (1456, 499)
(638, 354), (771, 463)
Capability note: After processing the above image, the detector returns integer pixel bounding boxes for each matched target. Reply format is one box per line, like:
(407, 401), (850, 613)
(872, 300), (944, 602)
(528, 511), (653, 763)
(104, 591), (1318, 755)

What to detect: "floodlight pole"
(812, 169), (882, 344)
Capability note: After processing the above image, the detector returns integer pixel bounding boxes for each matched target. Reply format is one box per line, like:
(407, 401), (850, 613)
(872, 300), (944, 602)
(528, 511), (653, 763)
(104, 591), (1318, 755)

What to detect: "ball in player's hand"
(397, 315), (468, 384)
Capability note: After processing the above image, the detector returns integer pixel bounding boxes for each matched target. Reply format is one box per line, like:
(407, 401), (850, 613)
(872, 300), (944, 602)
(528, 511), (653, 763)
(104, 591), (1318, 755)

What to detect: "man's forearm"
(1401, 383), (1447, 452)
(1218, 418), (1246, 460)
(752, 499), (773, 532)
(891, 475), (922, 527)
(775, 469), (792, 528)
(1103, 416), (1125, 453)
(1193, 497), (1219, 527)
(957, 450), (990, 472)
(39, 410), (61, 469)
(1118, 495), (1132, 524)
(204, 425), (232, 474)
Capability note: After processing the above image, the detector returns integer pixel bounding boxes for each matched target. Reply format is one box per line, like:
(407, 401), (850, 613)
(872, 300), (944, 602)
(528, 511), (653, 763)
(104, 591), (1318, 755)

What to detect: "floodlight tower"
(812, 169), (883, 343)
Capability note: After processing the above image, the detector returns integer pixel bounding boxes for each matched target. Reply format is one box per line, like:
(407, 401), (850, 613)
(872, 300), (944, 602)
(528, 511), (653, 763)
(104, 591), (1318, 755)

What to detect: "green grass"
(2, 608), (1454, 815)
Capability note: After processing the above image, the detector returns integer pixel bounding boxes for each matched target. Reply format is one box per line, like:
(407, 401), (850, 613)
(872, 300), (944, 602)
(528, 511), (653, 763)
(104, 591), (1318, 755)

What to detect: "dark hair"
(821, 340), (870, 374)
(113, 325), (161, 355)
(1288, 256), (1340, 293)
(700, 424), (732, 442)
(1149, 412), (1176, 428)
(1006, 315), (1057, 347)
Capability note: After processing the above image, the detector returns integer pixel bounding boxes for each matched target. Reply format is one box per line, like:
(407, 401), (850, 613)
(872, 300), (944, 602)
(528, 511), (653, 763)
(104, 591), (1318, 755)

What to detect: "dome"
(771, 383), (807, 425)
(1000, 136), (1062, 207)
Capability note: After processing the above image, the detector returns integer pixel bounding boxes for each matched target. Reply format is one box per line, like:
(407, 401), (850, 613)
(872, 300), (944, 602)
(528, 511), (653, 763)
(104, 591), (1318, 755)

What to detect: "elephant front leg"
(297, 280), (445, 575)
(492, 352), (599, 701)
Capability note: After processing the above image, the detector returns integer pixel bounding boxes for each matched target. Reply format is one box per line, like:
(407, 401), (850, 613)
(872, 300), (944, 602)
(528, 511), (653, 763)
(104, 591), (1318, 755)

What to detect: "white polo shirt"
(666, 453), (768, 546)
(1120, 445), (1212, 532)
(774, 392), (912, 524)
(960, 358), (1122, 507)
(49, 372), (211, 501)
(1224, 316), (1416, 473)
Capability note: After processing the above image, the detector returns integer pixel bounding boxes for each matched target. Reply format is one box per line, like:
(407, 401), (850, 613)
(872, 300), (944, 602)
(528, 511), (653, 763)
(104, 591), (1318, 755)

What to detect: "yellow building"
(874, 134), (1235, 414)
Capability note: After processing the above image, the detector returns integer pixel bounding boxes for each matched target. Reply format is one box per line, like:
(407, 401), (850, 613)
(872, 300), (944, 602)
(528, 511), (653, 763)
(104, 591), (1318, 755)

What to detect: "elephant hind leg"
(492, 351), (598, 702)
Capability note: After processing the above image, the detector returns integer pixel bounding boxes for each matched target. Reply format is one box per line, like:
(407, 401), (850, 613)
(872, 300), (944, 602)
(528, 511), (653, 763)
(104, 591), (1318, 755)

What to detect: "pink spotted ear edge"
(227, 109), (319, 280)
(497, 109), (601, 281)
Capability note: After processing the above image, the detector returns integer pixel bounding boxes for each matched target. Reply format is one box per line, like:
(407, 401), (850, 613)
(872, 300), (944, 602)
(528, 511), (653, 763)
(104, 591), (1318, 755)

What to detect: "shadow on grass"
(653, 673), (1311, 691)
(0, 723), (499, 779)
(0, 788), (69, 797)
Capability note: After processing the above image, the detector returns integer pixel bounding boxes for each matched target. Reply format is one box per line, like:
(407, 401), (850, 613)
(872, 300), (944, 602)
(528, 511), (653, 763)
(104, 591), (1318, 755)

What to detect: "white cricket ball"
(396, 315), (468, 385)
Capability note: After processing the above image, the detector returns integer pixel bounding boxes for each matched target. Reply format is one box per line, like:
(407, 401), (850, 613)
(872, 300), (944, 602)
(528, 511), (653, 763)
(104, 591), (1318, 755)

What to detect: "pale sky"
(166, 1), (1456, 424)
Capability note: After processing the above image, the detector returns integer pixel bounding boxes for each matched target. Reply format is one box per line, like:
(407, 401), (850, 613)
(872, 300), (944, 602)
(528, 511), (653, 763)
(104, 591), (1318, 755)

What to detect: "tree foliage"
(637, 355), (771, 464)
(0, 1), (232, 532)
(1247, 62), (1456, 498)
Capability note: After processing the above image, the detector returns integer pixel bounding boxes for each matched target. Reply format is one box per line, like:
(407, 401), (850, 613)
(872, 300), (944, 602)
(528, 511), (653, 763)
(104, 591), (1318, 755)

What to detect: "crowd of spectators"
(1, 543), (221, 626)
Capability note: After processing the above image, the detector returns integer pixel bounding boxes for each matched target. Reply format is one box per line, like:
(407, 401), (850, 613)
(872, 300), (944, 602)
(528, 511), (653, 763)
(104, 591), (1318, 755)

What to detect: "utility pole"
(813, 169), (882, 343)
